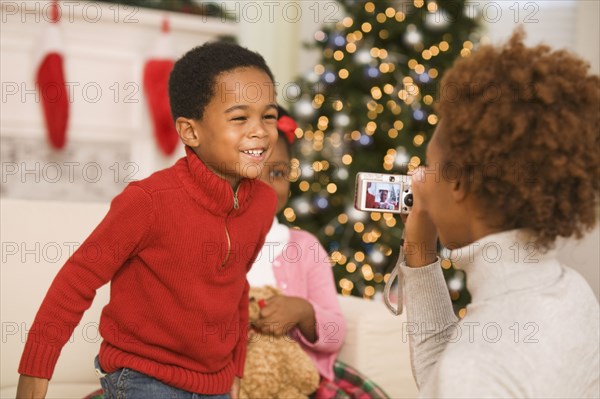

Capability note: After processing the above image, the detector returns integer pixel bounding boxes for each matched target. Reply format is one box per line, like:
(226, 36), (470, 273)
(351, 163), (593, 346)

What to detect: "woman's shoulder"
(559, 266), (599, 311)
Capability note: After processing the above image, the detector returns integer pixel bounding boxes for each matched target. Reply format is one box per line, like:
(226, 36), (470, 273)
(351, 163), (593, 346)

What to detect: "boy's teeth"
(243, 149), (264, 156)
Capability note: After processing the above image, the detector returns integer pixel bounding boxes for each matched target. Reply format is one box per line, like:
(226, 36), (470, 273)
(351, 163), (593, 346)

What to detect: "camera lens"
(404, 193), (413, 207)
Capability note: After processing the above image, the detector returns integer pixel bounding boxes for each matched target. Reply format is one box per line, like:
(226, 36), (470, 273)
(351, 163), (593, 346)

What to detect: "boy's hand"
(402, 167), (438, 268)
(16, 375), (48, 399)
(229, 376), (240, 399)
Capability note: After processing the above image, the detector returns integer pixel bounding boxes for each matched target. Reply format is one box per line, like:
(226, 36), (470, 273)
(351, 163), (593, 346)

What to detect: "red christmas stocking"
(143, 18), (179, 155)
(36, 0), (69, 150)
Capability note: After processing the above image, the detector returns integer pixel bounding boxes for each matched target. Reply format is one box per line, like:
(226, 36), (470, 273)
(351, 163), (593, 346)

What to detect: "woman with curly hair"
(400, 30), (599, 398)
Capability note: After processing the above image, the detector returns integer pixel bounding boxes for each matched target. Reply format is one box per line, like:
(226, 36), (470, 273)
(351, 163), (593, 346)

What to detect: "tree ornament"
(395, 146), (410, 167)
(368, 247), (386, 266)
(294, 97), (316, 120)
(425, 11), (451, 30)
(333, 113), (351, 128)
(354, 49), (372, 64)
(404, 24), (422, 46)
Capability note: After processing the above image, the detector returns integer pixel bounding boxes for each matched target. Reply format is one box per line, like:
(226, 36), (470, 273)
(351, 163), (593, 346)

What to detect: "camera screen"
(364, 182), (402, 211)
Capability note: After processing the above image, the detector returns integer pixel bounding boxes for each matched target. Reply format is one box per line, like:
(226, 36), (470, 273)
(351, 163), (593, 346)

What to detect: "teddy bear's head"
(248, 286), (279, 322)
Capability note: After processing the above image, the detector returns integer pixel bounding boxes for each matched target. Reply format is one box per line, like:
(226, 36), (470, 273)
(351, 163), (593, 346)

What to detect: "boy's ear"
(175, 117), (201, 147)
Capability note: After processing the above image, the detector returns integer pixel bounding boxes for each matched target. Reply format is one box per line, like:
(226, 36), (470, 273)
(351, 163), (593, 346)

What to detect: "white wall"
(481, 0), (598, 73)
(567, 0), (599, 301)
(482, 0), (577, 48)
(234, 1), (299, 99)
(575, 0), (600, 73)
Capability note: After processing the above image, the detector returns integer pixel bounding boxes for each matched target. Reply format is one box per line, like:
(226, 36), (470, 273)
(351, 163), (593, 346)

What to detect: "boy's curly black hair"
(436, 29), (600, 250)
(168, 41), (275, 121)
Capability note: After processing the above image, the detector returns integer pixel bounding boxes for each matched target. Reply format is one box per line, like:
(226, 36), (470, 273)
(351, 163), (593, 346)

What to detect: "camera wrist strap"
(383, 236), (405, 316)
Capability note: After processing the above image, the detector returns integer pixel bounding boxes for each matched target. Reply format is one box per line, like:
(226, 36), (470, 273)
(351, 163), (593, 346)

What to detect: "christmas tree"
(286, 0), (480, 315)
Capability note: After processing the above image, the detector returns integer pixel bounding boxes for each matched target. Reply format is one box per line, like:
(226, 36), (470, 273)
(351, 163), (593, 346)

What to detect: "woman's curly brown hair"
(436, 29), (600, 250)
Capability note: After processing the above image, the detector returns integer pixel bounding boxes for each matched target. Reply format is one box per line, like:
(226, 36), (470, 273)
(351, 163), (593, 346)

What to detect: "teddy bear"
(239, 286), (321, 399)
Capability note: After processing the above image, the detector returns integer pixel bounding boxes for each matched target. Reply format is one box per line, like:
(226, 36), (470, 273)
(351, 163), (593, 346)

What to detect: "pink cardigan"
(272, 229), (346, 381)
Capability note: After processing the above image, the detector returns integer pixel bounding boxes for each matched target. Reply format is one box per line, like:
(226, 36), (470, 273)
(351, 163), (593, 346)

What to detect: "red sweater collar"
(175, 146), (255, 216)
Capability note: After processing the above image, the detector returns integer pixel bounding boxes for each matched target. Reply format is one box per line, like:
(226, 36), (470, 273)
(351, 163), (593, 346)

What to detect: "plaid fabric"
(314, 360), (390, 399)
(85, 361), (389, 399)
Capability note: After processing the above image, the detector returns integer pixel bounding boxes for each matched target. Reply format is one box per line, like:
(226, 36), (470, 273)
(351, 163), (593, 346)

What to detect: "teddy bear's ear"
(248, 287), (256, 297)
(248, 300), (260, 322)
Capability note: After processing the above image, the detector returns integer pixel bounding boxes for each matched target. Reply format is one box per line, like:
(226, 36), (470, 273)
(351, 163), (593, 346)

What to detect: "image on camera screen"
(364, 182), (401, 211)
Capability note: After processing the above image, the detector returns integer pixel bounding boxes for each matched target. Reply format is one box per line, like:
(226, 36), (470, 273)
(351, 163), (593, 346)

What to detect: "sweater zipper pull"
(233, 187), (240, 210)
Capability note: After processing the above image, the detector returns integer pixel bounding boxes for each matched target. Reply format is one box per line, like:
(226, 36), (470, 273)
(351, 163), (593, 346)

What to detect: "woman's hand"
(16, 375), (48, 399)
(253, 295), (316, 342)
(402, 167), (438, 267)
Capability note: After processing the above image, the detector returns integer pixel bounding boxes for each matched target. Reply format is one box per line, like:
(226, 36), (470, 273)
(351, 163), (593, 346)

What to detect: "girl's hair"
(169, 41), (275, 121)
(436, 29), (600, 250)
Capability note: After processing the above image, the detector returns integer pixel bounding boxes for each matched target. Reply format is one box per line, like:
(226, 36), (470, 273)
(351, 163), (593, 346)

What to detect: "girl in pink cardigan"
(249, 107), (346, 386)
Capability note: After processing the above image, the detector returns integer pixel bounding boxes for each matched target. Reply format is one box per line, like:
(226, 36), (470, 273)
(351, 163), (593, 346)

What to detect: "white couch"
(0, 199), (418, 399)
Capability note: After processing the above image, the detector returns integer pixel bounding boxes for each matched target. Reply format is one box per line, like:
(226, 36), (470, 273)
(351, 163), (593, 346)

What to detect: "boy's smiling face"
(179, 67), (278, 187)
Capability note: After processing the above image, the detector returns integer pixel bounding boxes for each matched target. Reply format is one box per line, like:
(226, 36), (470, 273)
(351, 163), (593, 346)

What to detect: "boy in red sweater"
(16, 42), (279, 399)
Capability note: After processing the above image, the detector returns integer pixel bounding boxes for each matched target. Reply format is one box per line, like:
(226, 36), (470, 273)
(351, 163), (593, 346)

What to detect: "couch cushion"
(1, 199), (110, 389)
(337, 295), (418, 398)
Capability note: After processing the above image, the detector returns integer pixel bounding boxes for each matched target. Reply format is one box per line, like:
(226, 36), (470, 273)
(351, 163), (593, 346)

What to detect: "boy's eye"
(264, 114), (277, 120)
(231, 116), (247, 121)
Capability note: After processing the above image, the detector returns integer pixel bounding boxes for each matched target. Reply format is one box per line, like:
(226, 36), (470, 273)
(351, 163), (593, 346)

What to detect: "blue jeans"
(94, 357), (230, 399)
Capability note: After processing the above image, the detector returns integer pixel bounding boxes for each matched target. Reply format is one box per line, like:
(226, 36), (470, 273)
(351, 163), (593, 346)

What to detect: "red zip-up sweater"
(18, 146), (277, 394)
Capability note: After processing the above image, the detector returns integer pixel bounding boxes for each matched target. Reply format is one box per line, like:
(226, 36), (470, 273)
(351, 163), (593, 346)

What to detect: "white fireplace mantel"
(0, 0), (238, 201)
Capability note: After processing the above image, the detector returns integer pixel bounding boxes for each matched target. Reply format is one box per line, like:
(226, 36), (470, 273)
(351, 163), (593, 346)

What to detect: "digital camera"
(354, 172), (413, 214)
